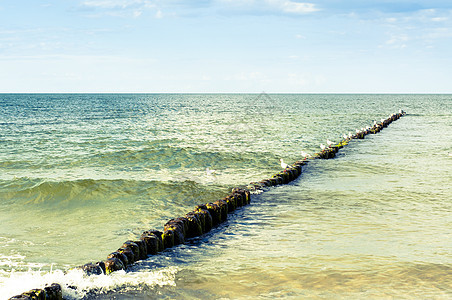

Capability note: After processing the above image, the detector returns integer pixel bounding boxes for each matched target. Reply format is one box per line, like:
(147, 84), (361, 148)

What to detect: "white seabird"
(280, 158), (291, 169)
(206, 168), (216, 176)
(301, 151), (311, 158)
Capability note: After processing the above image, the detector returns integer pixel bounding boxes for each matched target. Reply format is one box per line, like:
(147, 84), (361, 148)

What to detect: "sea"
(0, 94), (450, 299)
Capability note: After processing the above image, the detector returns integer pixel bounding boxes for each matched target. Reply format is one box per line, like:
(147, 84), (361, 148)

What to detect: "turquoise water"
(0, 94), (451, 299)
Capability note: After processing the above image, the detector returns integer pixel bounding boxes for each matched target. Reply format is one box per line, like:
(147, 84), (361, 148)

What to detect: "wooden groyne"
(9, 110), (406, 300)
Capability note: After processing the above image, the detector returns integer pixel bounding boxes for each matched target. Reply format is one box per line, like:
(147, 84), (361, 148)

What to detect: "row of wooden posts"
(9, 111), (406, 300)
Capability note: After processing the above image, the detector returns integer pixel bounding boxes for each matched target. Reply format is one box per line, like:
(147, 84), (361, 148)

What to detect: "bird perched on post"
(280, 158), (291, 169)
(301, 151), (311, 159)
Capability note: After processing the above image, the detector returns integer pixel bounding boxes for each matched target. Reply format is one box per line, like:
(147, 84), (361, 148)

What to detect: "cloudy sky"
(0, 1), (451, 93)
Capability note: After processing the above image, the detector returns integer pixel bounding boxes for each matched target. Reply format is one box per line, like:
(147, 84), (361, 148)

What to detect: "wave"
(0, 267), (178, 300)
(82, 145), (278, 171)
(0, 177), (229, 208)
(0, 143), (280, 177)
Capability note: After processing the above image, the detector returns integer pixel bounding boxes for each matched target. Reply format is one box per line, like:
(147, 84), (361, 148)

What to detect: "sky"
(0, 0), (451, 93)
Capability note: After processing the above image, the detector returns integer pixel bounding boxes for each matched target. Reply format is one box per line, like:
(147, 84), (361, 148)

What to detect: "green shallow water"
(0, 94), (451, 299)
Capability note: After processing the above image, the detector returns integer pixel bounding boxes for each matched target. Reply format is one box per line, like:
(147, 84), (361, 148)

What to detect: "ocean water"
(0, 94), (451, 299)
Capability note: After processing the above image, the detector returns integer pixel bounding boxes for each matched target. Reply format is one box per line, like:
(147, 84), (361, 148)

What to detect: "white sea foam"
(0, 267), (178, 300)
(0, 253), (26, 268)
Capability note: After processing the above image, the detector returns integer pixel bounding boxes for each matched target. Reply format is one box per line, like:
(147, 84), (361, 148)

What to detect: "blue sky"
(0, 0), (451, 93)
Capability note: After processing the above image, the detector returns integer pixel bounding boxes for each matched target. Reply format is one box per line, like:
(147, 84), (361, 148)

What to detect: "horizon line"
(1, 92), (451, 95)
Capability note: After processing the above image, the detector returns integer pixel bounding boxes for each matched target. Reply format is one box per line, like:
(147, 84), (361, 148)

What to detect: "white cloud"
(280, 1), (318, 14)
(386, 35), (408, 44)
(379, 8), (452, 50)
(431, 17), (447, 22)
(80, 0), (157, 17)
(216, 0), (318, 15)
(383, 34), (409, 49)
(133, 10), (142, 17)
(81, 0), (153, 9)
(79, 0), (319, 18)
(265, 0), (319, 14)
(423, 27), (452, 40)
